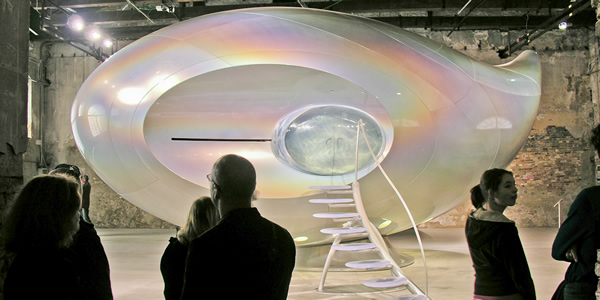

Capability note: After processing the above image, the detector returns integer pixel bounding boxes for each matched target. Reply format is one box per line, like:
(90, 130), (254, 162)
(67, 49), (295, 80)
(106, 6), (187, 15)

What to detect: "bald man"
(181, 154), (296, 300)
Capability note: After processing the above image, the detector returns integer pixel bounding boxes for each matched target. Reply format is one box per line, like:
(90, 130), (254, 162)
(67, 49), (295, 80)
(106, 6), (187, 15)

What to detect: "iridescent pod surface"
(71, 7), (541, 245)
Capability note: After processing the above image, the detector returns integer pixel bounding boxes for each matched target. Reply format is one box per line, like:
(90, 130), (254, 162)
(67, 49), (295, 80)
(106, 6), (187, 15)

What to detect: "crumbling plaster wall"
(34, 42), (172, 228)
(0, 0), (29, 223)
(33, 27), (597, 229)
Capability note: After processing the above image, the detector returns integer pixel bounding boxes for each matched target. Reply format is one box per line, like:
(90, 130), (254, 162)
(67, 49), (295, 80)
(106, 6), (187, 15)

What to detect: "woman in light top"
(465, 168), (536, 300)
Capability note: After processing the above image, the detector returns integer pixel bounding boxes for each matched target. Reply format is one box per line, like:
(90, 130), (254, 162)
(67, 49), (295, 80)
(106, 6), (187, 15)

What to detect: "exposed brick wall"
(422, 28), (597, 228)
(508, 126), (595, 227)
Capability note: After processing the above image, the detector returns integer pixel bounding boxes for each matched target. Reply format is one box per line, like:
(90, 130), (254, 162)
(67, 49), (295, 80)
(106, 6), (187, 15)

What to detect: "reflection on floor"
(99, 227), (566, 300)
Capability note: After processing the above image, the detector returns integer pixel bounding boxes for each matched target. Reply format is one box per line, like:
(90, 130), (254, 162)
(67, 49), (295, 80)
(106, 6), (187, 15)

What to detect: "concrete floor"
(99, 227), (567, 300)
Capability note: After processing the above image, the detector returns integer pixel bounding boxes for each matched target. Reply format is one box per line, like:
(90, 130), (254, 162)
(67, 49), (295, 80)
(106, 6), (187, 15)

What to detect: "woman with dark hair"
(160, 196), (219, 300)
(2, 175), (84, 300)
(466, 168), (536, 300)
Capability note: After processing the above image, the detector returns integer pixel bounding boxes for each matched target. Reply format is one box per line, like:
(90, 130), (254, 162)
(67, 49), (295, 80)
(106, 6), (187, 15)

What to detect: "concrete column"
(0, 0), (30, 211)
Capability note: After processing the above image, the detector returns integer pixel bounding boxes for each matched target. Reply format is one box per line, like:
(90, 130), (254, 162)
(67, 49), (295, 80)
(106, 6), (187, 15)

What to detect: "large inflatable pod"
(72, 7), (541, 245)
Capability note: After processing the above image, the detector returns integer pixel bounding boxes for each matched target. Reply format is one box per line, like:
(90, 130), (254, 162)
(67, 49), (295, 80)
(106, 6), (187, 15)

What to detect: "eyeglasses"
(206, 174), (220, 191)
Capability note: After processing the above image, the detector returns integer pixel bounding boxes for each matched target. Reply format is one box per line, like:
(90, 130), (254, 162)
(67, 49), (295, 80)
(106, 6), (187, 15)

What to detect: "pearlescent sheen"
(71, 7), (541, 245)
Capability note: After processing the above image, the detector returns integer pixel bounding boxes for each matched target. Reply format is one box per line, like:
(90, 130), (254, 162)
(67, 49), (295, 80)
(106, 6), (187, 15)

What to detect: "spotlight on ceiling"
(103, 39), (113, 48)
(86, 26), (103, 41)
(67, 14), (85, 31)
(558, 21), (569, 30)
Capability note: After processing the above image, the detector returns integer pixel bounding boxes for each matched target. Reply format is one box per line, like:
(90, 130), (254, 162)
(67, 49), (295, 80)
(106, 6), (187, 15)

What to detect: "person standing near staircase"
(180, 154), (296, 300)
(465, 168), (536, 300)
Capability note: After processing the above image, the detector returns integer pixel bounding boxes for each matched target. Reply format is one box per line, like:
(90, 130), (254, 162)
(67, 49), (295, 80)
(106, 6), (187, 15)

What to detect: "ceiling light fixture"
(103, 39), (114, 48)
(67, 14), (85, 31)
(85, 25), (104, 41)
(558, 21), (568, 30)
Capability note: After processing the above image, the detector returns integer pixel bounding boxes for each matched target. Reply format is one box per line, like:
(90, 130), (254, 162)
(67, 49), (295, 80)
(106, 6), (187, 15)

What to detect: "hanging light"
(86, 25), (103, 41)
(103, 38), (113, 48)
(67, 14), (85, 31)
(558, 21), (569, 30)
(91, 31), (101, 40)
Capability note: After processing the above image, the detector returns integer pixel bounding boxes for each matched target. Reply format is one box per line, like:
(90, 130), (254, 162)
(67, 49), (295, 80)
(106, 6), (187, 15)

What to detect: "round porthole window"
(272, 105), (385, 175)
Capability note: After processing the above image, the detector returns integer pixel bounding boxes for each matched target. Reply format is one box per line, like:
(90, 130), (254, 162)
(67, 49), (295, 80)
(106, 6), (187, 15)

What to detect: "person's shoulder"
(73, 218), (100, 240)
(164, 237), (188, 257)
(571, 185), (600, 207)
(271, 220), (292, 234)
(167, 237), (185, 247)
(496, 221), (519, 242)
(189, 225), (222, 245)
(263, 218), (295, 242)
(579, 185), (600, 196)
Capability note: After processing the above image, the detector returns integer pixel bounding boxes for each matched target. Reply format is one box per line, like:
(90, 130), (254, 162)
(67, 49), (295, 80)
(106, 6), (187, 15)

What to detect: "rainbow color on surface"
(72, 7), (541, 245)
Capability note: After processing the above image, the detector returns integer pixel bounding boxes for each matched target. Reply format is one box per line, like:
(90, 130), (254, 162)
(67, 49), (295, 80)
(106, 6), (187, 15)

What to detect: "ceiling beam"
(30, 0), (596, 42)
(34, 0), (580, 11)
(43, 1), (594, 26)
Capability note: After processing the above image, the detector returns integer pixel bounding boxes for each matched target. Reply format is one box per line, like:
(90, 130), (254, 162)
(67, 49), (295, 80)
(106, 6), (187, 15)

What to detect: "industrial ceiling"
(29, 0), (597, 59)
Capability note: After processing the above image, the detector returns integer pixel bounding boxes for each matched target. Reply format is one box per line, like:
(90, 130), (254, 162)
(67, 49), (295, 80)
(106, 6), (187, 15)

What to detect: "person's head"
(50, 163), (82, 187)
(591, 124), (600, 158)
(209, 154), (256, 208)
(3, 175), (82, 253)
(471, 168), (517, 211)
(176, 196), (218, 245)
(82, 175), (89, 183)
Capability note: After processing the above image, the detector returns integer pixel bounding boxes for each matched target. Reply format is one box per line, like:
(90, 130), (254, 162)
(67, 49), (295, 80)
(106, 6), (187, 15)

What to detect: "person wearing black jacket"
(180, 154), (296, 300)
(160, 196), (218, 300)
(3, 175), (85, 300)
(551, 124), (600, 300)
(466, 168), (536, 300)
(50, 164), (113, 300)
(81, 175), (92, 223)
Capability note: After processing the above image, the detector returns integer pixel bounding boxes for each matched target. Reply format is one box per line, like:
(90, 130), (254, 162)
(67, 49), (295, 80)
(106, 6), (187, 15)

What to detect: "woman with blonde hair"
(160, 196), (219, 300)
(3, 174), (83, 299)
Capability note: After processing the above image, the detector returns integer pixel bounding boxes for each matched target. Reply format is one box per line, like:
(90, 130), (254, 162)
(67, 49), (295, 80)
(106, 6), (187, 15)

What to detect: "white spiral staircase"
(308, 120), (429, 299)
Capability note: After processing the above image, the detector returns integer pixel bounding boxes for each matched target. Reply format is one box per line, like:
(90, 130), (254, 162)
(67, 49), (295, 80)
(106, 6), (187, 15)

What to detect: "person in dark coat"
(3, 175), (85, 300)
(465, 168), (536, 300)
(160, 196), (218, 300)
(81, 174), (92, 223)
(180, 154), (296, 300)
(551, 124), (600, 300)
(50, 164), (114, 300)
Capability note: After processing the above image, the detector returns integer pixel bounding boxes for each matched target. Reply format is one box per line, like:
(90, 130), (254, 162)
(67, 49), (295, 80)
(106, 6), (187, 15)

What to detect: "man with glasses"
(181, 154), (296, 300)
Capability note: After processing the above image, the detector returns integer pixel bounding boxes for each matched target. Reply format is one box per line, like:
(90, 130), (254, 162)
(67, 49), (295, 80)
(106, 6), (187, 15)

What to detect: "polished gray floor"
(99, 227), (567, 299)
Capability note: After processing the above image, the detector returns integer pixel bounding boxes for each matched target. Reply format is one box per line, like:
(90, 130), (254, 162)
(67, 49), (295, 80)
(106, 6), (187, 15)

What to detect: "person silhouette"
(180, 154), (296, 300)
(49, 164), (113, 300)
(3, 175), (84, 299)
(161, 196), (218, 300)
(551, 124), (600, 300)
(466, 168), (536, 300)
